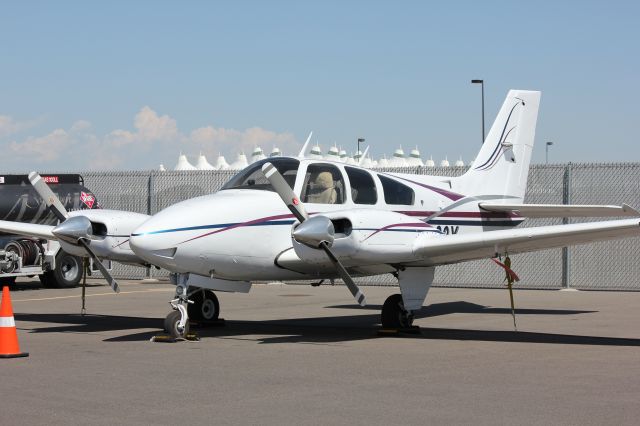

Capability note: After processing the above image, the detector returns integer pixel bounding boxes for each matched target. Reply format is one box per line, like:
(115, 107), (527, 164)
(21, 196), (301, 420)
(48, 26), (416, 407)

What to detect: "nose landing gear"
(160, 282), (224, 341)
(163, 283), (193, 339)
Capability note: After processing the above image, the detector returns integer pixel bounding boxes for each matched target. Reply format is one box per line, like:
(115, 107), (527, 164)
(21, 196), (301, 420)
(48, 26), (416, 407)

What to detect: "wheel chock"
(150, 332), (200, 343)
(150, 335), (178, 343)
(377, 326), (421, 337)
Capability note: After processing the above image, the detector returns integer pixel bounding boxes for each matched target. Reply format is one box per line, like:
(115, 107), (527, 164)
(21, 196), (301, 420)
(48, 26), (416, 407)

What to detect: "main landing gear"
(163, 284), (221, 339)
(381, 294), (414, 329)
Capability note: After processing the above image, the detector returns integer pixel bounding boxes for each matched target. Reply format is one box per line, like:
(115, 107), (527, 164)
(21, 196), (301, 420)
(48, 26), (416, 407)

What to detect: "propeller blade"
(78, 239), (120, 293)
(319, 242), (366, 306)
(28, 171), (69, 222)
(262, 162), (365, 306)
(262, 162), (308, 222)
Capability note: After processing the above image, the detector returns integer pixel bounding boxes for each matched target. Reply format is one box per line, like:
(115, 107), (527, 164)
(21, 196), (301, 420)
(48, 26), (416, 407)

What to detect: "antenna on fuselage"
(297, 131), (313, 158)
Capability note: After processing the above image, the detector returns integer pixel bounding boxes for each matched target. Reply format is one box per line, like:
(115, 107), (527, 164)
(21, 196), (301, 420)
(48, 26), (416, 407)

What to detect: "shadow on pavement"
(327, 300), (597, 318)
(8, 280), (105, 292)
(15, 308), (639, 347)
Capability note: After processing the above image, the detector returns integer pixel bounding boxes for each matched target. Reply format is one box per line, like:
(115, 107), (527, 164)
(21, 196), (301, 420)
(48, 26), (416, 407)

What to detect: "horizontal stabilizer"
(479, 203), (639, 218)
(0, 220), (55, 240)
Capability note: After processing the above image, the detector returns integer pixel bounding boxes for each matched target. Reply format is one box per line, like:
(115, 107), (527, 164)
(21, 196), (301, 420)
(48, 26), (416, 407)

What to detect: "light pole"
(546, 141), (554, 164)
(471, 79), (485, 144)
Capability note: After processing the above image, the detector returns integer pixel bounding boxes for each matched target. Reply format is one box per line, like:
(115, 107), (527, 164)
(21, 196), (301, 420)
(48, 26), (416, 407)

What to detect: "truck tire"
(40, 251), (83, 289)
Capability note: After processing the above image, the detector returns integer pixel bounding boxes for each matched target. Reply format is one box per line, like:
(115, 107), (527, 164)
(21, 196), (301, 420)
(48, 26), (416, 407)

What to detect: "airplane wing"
(414, 218), (640, 266)
(479, 203), (639, 218)
(0, 220), (55, 240)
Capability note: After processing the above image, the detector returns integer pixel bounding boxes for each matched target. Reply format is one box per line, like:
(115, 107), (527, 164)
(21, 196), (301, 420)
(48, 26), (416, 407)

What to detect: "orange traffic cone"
(0, 286), (28, 358)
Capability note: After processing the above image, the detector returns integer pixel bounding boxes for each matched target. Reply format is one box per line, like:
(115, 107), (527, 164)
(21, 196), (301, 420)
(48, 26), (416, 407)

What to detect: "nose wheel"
(162, 283), (192, 339)
(164, 309), (190, 339)
(381, 294), (414, 329)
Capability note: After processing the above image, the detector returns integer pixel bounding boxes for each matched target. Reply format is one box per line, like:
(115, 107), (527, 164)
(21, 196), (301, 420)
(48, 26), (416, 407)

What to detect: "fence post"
(561, 163), (572, 289)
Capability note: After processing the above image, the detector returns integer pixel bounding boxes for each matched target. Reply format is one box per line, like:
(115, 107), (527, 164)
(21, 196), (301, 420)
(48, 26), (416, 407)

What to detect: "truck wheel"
(41, 251), (83, 289)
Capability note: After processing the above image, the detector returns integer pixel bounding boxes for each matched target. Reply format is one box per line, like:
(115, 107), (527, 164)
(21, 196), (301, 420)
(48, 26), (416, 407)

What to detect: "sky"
(1, 0), (639, 171)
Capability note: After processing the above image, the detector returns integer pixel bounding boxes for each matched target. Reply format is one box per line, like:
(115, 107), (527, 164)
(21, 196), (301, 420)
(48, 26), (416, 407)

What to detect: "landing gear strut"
(163, 283), (223, 339)
(164, 283), (192, 339)
(381, 294), (414, 329)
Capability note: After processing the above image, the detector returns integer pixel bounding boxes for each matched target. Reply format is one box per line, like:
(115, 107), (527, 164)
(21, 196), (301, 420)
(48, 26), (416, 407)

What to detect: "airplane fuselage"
(130, 158), (523, 282)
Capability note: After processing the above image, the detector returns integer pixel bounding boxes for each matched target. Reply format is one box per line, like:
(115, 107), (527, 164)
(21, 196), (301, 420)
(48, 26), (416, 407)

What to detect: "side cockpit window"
(378, 175), (414, 205)
(301, 164), (345, 204)
(221, 158), (299, 191)
(345, 167), (377, 205)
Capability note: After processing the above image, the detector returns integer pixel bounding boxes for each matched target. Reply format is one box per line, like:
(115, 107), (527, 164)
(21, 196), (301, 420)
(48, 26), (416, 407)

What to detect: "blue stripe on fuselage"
(132, 220), (296, 236)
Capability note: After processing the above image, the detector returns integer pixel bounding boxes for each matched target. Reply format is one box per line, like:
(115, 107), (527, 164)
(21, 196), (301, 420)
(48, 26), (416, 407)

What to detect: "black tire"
(381, 294), (414, 329)
(41, 251), (83, 289)
(188, 289), (220, 321)
(164, 310), (190, 338)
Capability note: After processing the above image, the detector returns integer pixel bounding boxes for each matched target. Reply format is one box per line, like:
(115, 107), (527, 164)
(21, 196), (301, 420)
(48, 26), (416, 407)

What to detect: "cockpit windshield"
(221, 158), (300, 191)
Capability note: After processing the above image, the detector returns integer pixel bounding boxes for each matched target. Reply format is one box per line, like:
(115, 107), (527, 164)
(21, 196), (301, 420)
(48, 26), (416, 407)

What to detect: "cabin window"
(221, 158), (299, 191)
(301, 164), (345, 204)
(378, 175), (414, 205)
(345, 167), (377, 205)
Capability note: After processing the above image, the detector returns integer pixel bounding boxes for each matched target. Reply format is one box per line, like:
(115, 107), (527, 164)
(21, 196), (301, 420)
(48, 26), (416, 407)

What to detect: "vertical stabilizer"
(455, 90), (541, 202)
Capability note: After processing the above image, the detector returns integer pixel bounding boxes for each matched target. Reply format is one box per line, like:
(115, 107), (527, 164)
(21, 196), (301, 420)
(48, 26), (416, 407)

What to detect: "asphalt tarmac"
(1, 279), (639, 425)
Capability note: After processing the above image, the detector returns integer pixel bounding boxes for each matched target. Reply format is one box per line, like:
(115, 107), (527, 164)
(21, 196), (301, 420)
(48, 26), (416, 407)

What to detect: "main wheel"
(188, 289), (220, 321)
(381, 294), (414, 329)
(41, 251), (82, 289)
(164, 310), (190, 338)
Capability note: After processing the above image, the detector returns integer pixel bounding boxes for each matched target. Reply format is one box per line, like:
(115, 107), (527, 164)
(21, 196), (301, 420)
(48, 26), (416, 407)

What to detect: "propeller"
(29, 172), (120, 293)
(28, 172), (69, 222)
(261, 162), (366, 306)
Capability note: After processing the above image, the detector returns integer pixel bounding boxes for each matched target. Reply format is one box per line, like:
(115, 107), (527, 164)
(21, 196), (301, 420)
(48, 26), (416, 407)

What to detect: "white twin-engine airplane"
(2, 89), (640, 338)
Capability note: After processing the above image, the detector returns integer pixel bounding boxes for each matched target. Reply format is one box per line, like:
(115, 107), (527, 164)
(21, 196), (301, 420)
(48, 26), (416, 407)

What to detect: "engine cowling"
(291, 209), (439, 267)
(56, 209), (151, 265)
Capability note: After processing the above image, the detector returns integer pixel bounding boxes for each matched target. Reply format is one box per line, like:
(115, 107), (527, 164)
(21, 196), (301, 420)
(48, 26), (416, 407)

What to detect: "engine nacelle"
(291, 209), (440, 267)
(57, 209), (151, 265)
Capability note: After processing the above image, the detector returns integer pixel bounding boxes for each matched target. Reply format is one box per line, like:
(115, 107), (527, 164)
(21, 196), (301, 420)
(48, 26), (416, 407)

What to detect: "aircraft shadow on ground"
(8, 281), (105, 292)
(14, 301), (639, 347)
(327, 301), (597, 318)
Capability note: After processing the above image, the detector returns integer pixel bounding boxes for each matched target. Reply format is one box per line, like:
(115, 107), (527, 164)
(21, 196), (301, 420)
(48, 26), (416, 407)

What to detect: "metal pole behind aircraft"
(471, 79), (485, 144)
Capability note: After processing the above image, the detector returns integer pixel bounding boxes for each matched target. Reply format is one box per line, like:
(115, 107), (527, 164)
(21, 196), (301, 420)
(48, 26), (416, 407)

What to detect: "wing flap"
(479, 203), (639, 218)
(414, 219), (640, 266)
(0, 220), (55, 240)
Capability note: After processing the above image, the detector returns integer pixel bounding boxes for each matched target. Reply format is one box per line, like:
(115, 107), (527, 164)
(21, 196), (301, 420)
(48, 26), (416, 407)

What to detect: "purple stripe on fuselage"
(395, 210), (522, 219)
(384, 174), (465, 201)
(179, 213), (295, 244)
(362, 222), (436, 241)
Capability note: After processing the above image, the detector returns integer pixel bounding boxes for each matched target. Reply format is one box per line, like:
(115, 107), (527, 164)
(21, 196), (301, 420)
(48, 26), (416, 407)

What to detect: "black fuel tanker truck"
(0, 174), (99, 288)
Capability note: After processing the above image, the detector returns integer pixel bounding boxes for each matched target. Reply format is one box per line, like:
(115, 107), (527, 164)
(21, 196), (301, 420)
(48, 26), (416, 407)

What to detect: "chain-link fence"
(81, 163), (640, 290)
